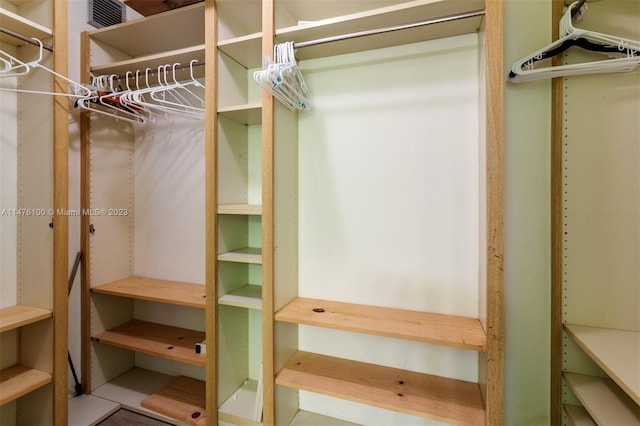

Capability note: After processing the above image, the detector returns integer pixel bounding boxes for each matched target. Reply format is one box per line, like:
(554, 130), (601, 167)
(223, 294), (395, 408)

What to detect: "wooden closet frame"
(78, 0), (503, 424)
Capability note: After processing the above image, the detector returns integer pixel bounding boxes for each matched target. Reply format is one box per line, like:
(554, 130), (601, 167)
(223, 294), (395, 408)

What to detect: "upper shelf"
(219, 0), (485, 68)
(565, 324), (640, 405)
(275, 297), (486, 351)
(0, 305), (52, 333)
(0, 7), (52, 46)
(91, 276), (206, 309)
(88, 3), (204, 59)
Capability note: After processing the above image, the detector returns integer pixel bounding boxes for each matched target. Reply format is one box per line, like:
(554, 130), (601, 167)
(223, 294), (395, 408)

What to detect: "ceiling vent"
(87, 0), (125, 29)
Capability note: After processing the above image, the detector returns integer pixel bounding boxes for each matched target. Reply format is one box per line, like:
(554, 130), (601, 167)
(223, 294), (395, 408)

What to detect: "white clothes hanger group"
(0, 38), (92, 97)
(254, 41), (312, 111)
(509, 1), (640, 83)
(75, 60), (205, 124)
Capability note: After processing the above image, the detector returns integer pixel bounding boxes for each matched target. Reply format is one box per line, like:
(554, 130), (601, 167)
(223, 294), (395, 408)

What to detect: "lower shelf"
(91, 319), (206, 366)
(563, 404), (596, 426)
(564, 372), (640, 425)
(141, 375), (206, 425)
(0, 364), (52, 405)
(276, 351), (485, 426)
(219, 379), (262, 426)
(289, 410), (360, 426)
(91, 368), (182, 423)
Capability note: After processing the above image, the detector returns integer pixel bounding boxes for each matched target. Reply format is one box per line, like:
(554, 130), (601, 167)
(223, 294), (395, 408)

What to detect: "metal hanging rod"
(293, 9), (486, 49)
(0, 26), (53, 52)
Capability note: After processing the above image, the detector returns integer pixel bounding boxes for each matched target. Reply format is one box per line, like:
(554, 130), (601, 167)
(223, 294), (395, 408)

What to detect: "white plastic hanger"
(509, 1), (640, 83)
(0, 38), (91, 96)
(76, 73), (147, 124)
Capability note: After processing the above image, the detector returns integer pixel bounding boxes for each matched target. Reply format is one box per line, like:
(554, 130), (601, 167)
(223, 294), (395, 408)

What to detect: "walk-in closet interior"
(0, 0), (68, 425)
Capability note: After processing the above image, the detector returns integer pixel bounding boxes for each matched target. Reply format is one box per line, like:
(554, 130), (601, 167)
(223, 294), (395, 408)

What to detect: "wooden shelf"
(275, 298), (486, 351)
(218, 247), (262, 264)
(0, 305), (52, 333)
(0, 8), (51, 46)
(91, 276), (206, 309)
(218, 379), (261, 426)
(141, 375), (206, 425)
(218, 204), (262, 215)
(0, 364), (52, 405)
(564, 373), (640, 425)
(565, 323), (640, 404)
(91, 319), (206, 367)
(218, 103), (262, 125)
(564, 405), (596, 426)
(218, 34), (262, 69)
(289, 410), (360, 426)
(276, 351), (485, 426)
(89, 3), (204, 59)
(91, 367), (180, 423)
(90, 44), (205, 79)
(218, 285), (262, 310)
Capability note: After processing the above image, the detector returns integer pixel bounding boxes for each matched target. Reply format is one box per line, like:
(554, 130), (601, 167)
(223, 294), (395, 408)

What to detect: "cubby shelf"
(218, 103), (262, 126)
(91, 319), (205, 367)
(564, 373), (640, 425)
(218, 284), (262, 310)
(0, 305), (52, 333)
(91, 276), (206, 309)
(218, 247), (262, 264)
(0, 7), (51, 46)
(219, 379), (262, 426)
(0, 364), (52, 405)
(218, 204), (262, 215)
(564, 323), (640, 404)
(141, 375), (206, 425)
(275, 297), (486, 351)
(563, 404), (596, 426)
(276, 351), (485, 426)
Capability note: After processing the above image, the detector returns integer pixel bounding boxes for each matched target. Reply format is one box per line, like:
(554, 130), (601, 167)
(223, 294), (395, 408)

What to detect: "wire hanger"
(509, 1), (640, 83)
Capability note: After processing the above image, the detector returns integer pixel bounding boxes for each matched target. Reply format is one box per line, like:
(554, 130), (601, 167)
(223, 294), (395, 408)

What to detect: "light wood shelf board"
(0, 305), (52, 333)
(564, 404), (596, 426)
(91, 276), (206, 309)
(218, 103), (262, 125)
(0, 364), (52, 405)
(565, 323), (640, 404)
(275, 298), (486, 351)
(141, 375), (206, 425)
(564, 373), (640, 425)
(90, 44), (205, 79)
(218, 204), (262, 215)
(289, 410), (361, 426)
(218, 33), (262, 69)
(218, 379), (261, 426)
(91, 367), (181, 423)
(91, 319), (206, 366)
(218, 247), (262, 264)
(89, 3), (204, 58)
(219, 285), (262, 310)
(67, 394), (121, 426)
(0, 7), (51, 45)
(276, 351), (485, 425)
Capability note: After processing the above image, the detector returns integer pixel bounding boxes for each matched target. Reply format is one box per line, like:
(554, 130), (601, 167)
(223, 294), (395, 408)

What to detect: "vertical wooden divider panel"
(52, 0), (69, 423)
(205, 0), (218, 423)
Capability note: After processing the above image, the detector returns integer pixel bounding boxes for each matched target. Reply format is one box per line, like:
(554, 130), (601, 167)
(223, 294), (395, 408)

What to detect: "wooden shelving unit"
(565, 324), (640, 404)
(91, 319), (206, 367)
(0, 305), (52, 333)
(218, 103), (263, 126)
(219, 285), (262, 310)
(564, 373), (640, 425)
(0, 365), (52, 406)
(276, 351), (485, 425)
(91, 276), (206, 309)
(276, 297), (486, 351)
